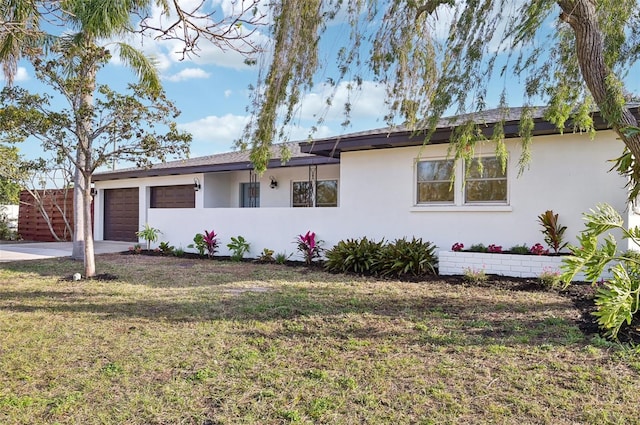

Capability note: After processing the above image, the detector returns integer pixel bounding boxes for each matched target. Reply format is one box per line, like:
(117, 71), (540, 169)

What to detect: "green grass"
(0, 254), (639, 424)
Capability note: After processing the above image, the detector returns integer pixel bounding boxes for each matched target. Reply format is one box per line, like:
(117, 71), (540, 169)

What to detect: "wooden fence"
(17, 189), (83, 242)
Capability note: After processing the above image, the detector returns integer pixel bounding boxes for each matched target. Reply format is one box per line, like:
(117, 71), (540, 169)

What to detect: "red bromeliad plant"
(488, 244), (502, 253)
(203, 229), (219, 258)
(451, 242), (464, 252)
(296, 231), (322, 264)
(530, 243), (549, 255)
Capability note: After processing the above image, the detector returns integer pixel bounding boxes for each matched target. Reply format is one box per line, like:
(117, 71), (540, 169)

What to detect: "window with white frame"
(292, 179), (338, 207)
(464, 156), (507, 203)
(416, 156), (508, 205)
(416, 159), (455, 204)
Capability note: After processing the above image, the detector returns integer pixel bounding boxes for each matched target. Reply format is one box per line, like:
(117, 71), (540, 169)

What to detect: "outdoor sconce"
(90, 188), (98, 198)
(194, 177), (201, 191)
(270, 176), (278, 189)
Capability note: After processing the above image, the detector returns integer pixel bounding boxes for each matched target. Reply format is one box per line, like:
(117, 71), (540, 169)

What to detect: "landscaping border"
(438, 250), (589, 281)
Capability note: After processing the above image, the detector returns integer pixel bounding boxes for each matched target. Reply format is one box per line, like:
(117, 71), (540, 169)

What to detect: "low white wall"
(437, 250), (605, 281)
(147, 207), (342, 261)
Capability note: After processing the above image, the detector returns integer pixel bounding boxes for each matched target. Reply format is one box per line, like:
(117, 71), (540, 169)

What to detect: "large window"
(416, 156), (508, 206)
(292, 180), (338, 207)
(417, 160), (455, 204)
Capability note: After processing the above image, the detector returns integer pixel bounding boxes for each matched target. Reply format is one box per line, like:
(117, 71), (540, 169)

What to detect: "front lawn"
(0, 254), (638, 424)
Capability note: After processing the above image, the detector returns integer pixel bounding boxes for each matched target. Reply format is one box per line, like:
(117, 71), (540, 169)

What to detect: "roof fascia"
(299, 107), (639, 158)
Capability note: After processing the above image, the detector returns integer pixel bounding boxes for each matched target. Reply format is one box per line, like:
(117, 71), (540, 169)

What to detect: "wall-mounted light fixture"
(194, 177), (201, 191)
(90, 188), (98, 198)
(269, 176), (278, 189)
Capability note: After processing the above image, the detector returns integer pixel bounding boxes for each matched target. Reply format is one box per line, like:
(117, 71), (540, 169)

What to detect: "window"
(292, 180), (338, 207)
(416, 160), (455, 204)
(240, 183), (260, 207)
(415, 156), (508, 206)
(316, 180), (338, 207)
(150, 185), (195, 208)
(464, 157), (507, 203)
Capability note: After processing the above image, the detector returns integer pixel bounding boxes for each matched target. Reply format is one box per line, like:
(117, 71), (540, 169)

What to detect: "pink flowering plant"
(188, 229), (219, 258)
(296, 231), (323, 264)
(487, 244), (502, 253)
(530, 243), (549, 255)
(202, 230), (219, 257)
(451, 242), (464, 252)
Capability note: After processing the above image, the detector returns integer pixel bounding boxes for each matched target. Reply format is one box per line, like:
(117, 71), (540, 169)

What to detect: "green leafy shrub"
(538, 210), (568, 253)
(509, 244), (530, 255)
(274, 252), (291, 264)
(259, 248), (275, 262)
(538, 267), (561, 289)
(561, 204), (640, 339)
(468, 243), (488, 253)
(189, 233), (206, 256)
(188, 230), (219, 258)
(463, 266), (488, 284)
(135, 223), (161, 250)
(158, 241), (174, 255)
(227, 236), (250, 261)
(377, 237), (437, 277)
(324, 237), (385, 275)
(0, 207), (17, 240)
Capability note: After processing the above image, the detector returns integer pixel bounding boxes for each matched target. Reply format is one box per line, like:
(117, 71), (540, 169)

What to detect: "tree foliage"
(243, 0), (640, 190)
(0, 145), (21, 204)
(0, 44), (191, 274)
(0, 0), (266, 84)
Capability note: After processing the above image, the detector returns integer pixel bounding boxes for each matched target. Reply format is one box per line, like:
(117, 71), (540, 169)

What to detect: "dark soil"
(423, 273), (640, 344)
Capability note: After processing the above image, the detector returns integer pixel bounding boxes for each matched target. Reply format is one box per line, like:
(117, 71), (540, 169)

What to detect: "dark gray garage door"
(150, 185), (195, 208)
(104, 188), (139, 242)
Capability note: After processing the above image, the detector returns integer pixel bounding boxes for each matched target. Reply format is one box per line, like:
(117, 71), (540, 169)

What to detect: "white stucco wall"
(94, 130), (632, 259)
(336, 131), (629, 251)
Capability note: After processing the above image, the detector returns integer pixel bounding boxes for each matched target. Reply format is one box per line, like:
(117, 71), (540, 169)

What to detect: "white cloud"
(298, 80), (389, 123)
(164, 67), (210, 82)
(15, 67), (29, 82)
(0, 66), (29, 84)
(180, 112), (344, 158)
(224, 89), (232, 98)
(179, 113), (250, 154)
(285, 123), (334, 142)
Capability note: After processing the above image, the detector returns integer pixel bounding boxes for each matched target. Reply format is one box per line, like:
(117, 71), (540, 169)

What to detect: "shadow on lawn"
(0, 281), (591, 347)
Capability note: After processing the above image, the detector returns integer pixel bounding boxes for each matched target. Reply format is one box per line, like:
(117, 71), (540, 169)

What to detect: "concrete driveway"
(0, 241), (132, 262)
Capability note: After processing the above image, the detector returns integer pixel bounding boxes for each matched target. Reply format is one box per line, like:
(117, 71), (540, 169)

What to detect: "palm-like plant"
(1, 1), (160, 278)
(0, 0), (263, 277)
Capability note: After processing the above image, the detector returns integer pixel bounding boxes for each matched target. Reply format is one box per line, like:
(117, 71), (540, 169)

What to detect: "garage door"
(150, 185), (195, 208)
(104, 188), (139, 242)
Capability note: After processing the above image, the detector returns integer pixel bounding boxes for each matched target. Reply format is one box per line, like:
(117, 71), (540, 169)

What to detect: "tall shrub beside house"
(561, 204), (640, 339)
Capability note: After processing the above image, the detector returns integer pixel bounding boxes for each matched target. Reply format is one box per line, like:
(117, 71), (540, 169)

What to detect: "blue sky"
(2, 0), (640, 164)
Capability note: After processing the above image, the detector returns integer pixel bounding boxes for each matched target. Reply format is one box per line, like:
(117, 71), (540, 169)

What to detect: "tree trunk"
(83, 174), (95, 277)
(71, 154), (85, 260)
(558, 0), (640, 155)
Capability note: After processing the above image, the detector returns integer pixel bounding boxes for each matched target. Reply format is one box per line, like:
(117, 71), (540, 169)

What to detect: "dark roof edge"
(93, 155), (339, 182)
(299, 106), (640, 158)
